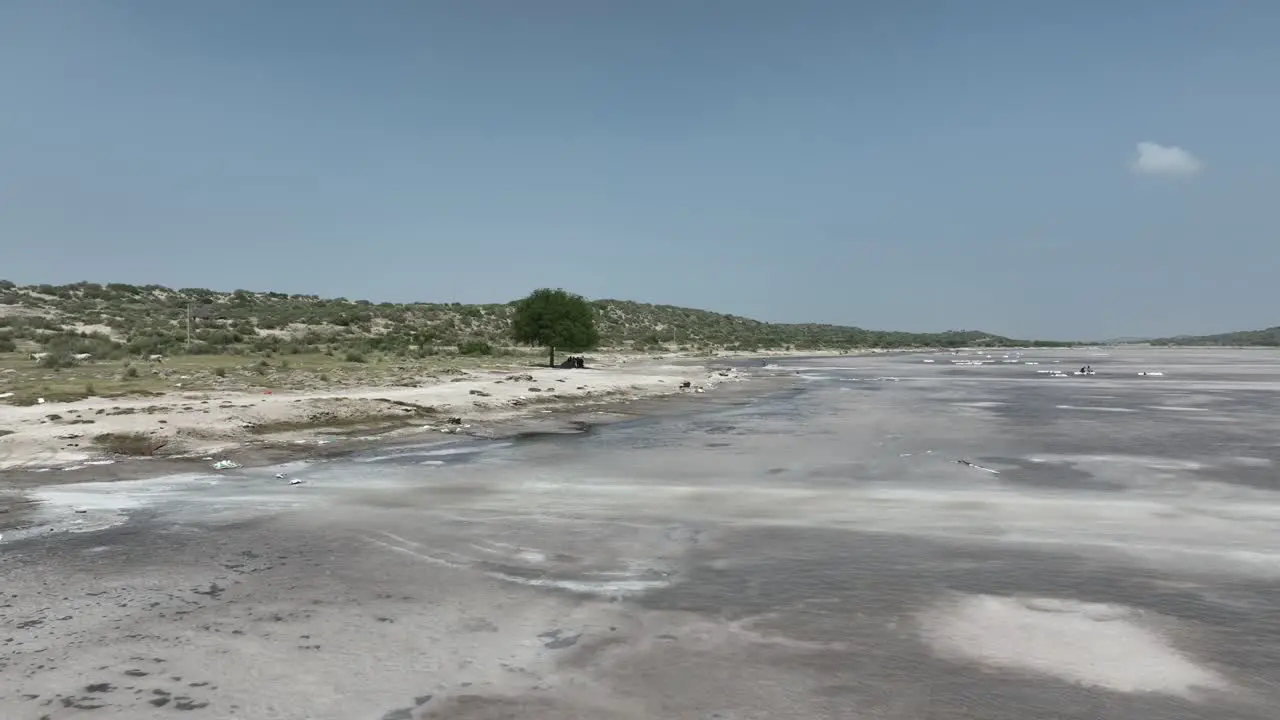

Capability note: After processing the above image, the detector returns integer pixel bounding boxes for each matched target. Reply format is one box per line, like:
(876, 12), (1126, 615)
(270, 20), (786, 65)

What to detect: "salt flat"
(3, 347), (1279, 719)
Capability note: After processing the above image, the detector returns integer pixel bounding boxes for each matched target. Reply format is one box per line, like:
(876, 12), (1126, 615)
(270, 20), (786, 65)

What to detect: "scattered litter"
(1138, 371), (1165, 377)
(956, 459), (1000, 475)
(212, 460), (241, 470)
(922, 359), (935, 363)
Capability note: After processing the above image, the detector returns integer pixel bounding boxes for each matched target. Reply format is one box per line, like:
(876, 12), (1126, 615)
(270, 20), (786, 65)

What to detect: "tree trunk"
(548, 346), (555, 368)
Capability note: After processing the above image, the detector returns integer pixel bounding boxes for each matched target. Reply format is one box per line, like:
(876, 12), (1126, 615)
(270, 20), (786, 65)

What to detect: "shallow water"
(4, 348), (1280, 719)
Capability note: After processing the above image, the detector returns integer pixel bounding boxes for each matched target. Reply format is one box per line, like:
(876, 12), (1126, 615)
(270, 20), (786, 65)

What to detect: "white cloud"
(1130, 141), (1203, 179)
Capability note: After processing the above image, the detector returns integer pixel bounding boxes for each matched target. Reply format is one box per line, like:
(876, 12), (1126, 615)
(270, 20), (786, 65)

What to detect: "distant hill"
(0, 280), (1065, 359)
(1148, 326), (1280, 347)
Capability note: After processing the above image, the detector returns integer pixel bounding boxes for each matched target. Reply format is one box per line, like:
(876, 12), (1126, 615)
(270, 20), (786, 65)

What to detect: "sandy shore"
(0, 353), (777, 477)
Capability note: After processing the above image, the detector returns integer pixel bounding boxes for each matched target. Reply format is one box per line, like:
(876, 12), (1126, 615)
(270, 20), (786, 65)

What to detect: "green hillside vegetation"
(1148, 326), (1280, 347)
(0, 280), (1064, 363)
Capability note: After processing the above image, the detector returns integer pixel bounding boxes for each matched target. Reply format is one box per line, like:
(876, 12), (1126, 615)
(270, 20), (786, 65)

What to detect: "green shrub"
(457, 339), (493, 356)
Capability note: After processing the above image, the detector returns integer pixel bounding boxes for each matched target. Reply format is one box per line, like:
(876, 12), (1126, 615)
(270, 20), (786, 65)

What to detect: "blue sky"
(2, 1), (1277, 340)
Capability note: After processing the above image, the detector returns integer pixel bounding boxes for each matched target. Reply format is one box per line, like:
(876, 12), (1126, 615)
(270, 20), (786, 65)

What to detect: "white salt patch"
(917, 594), (1227, 696)
(1055, 405), (1138, 413)
(354, 442), (508, 464)
(517, 550), (549, 563)
(1227, 456), (1273, 468)
(487, 573), (669, 598)
(31, 486), (149, 512)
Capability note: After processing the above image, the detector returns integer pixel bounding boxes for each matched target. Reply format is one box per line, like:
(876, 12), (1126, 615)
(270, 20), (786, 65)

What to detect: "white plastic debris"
(1138, 371), (1165, 377)
(289, 478), (303, 485)
(36, 397), (46, 404)
(212, 460), (240, 470)
(275, 473), (286, 479)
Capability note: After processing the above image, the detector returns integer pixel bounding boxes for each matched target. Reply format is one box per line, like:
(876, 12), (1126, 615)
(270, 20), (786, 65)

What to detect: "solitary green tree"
(510, 288), (600, 367)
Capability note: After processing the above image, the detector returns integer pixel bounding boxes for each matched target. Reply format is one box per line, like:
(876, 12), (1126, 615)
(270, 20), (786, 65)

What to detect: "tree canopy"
(510, 288), (600, 366)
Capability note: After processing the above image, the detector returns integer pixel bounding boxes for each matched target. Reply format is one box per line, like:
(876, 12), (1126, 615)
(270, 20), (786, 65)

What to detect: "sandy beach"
(0, 352), (772, 476)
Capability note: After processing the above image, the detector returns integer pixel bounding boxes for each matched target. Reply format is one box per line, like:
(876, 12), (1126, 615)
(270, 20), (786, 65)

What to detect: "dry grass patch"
(244, 398), (438, 436)
(92, 432), (170, 456)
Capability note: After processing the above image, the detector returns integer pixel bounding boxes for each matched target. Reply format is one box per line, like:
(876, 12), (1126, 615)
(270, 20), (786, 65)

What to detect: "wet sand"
(3, 347), (1279, 718)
